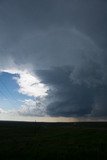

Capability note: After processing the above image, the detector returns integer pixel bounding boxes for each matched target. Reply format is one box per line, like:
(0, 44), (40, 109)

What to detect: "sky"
(0, 0), (107, 121)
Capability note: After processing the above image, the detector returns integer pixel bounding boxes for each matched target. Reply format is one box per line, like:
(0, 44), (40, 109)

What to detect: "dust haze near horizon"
(0, 0), (107, 121)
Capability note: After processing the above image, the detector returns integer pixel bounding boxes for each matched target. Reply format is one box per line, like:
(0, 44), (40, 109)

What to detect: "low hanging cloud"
(18, 98), (46, 117)
(0, 108), (6, 114)
(35, 64), (97, 117)
(0, 28), (107, 119)
(34, 56), (106, 118)
(0, 0), (107, 119)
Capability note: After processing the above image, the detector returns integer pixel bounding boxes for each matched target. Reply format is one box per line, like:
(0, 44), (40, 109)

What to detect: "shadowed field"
(0, 121), (107, 160)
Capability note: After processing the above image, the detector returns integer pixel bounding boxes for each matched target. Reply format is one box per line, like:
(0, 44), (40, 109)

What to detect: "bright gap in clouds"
(16, 71), (48, 97)
(3, 68), (49, 97)
(0, 68), (49, 120)
(0, 72), (24, 110)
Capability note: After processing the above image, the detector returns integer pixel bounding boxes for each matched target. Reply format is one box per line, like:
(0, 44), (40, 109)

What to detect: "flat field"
(0, 121), (107, 160)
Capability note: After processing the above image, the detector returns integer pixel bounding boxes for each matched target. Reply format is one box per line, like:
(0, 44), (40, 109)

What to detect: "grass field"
(0, 121), (107, 160)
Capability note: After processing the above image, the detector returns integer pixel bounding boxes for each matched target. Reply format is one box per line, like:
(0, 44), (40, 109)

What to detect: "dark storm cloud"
(0, 0), (107, 46)
(0, 0), (107, 118)
(35, 57), (107, 117)
(35, 64), (100, 117)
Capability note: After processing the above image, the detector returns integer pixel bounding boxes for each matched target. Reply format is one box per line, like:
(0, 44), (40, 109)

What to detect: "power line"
(0, 85), (15, 107)
(0, 77), (18, 107)
(0, 78), (18, 102)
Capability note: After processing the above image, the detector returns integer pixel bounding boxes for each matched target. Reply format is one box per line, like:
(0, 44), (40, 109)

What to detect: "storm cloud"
(35, 61), (105, 117)
(0, 0), (107, 119)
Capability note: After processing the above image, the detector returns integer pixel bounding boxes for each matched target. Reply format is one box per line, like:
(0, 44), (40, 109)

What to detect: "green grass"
(0, 121), (107, 160)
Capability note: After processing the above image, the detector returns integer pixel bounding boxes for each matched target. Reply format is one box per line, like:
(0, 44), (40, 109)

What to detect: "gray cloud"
(35, 66), (95, 117)
(35, 56), (107, 117)
(0, 0), (107, 118)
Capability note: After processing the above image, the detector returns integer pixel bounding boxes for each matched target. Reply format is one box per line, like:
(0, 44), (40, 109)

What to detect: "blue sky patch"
(0, 72), (31, 110)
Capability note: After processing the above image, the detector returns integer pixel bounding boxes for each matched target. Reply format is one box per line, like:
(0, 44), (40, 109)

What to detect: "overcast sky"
(0, 0), (107, 121)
